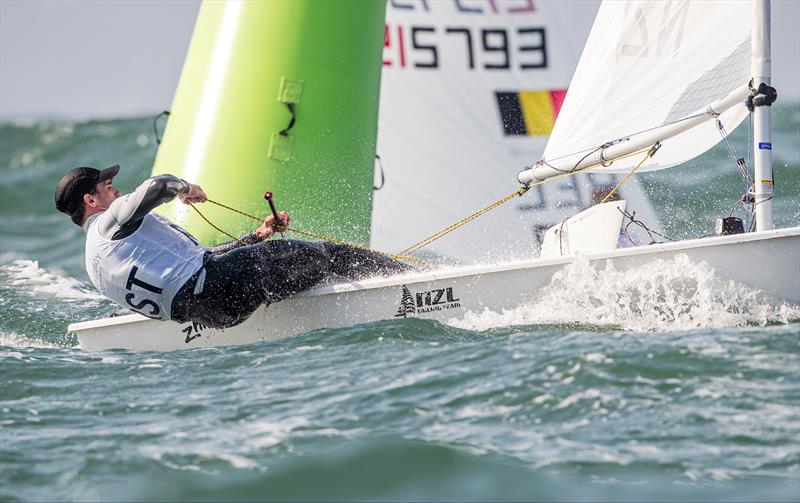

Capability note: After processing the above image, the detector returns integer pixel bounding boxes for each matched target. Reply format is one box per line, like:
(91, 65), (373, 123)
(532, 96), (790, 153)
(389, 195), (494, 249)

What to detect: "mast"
(751, 0), (775, 231)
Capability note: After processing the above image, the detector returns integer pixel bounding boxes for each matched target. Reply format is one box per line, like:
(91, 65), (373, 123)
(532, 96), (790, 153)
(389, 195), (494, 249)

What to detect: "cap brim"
(97, 164), (119, 182)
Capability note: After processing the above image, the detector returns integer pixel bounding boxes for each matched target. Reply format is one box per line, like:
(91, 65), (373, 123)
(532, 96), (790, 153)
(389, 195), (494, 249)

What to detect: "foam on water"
(452, 254), (800, 332)
(0, 259), (102, 302)
(0, 331), (62, 349)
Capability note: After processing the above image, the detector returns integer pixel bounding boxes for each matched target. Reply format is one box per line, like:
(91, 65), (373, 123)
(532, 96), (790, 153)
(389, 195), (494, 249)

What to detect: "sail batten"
(526, 0), (756, 182)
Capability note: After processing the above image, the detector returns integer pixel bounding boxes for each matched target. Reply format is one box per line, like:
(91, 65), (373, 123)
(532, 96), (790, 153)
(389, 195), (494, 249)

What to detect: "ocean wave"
(43, 437), (799, 502)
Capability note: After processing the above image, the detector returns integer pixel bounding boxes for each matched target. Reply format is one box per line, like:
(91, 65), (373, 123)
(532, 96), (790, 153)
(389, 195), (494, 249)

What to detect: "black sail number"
(412, 27), (438, 68)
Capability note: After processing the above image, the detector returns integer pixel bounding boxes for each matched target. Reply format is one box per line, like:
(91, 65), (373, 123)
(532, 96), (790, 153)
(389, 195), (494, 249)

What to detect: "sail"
(373, 0), (661, 262)
(153, 1), (386, 245)
(542, 0), (754, 174)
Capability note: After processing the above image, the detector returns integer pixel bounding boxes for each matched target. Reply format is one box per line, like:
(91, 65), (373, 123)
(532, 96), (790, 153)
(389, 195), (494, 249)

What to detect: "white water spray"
(452, 254), (800, 332)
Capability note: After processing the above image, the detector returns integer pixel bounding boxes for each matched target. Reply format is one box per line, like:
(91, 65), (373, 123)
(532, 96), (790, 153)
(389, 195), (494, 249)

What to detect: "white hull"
(72, 227), (800, 352)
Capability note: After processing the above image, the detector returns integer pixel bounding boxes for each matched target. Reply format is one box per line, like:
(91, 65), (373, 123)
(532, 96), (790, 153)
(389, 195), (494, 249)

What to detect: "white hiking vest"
(84, 212), (206, 320)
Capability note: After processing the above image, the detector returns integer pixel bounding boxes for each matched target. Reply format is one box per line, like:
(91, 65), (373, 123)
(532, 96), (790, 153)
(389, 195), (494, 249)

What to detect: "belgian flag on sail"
(496, 89), (567, 136)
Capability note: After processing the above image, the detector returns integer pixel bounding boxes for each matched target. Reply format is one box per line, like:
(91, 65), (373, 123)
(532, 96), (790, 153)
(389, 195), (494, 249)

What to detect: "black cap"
(54, 165), (119, 225)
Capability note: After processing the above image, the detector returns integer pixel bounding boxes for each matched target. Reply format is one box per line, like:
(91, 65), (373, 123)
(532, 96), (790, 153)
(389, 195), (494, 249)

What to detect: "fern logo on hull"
(395, 285), (461, 318)
(396, 286), (416, 318)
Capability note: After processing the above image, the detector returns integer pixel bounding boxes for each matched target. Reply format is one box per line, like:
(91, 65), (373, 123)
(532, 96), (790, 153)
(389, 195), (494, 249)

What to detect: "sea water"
(1, 108), (798, 501)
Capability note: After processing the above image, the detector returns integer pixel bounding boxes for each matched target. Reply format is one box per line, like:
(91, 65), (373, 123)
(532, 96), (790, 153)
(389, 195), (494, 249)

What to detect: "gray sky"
(0, 0), (200, 120)
(1, 0), (798, 120)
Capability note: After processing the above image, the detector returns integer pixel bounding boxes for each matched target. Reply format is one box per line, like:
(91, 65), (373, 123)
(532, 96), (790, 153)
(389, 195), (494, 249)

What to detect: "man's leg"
(318, 241), (413, 279)
(175, 240), (411, 329)
(179, 240), (332, 328)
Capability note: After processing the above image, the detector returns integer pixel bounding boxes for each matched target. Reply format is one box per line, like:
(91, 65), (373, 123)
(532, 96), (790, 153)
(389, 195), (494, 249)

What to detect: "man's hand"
(255, 211), (291, 239)
(179, 183), (207, 204)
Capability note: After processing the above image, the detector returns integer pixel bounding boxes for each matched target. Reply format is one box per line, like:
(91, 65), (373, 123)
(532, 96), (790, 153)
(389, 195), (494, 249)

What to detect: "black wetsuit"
(171, 239), (409, 329)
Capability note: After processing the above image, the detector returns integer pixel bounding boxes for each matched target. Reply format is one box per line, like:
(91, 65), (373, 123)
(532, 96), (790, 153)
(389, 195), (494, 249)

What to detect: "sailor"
(54, 165), (409, 329)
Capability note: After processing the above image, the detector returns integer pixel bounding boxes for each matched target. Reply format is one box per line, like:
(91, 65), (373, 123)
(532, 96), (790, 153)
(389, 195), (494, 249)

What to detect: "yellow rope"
(195, 199), (429, 267)
(598, 143), (660, 205)
(188, 203), (243, 244)
(400, 186), (529, 255)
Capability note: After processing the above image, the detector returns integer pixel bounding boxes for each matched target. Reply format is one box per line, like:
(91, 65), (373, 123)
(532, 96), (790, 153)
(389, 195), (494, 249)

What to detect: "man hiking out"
(54, 165), (409, 328)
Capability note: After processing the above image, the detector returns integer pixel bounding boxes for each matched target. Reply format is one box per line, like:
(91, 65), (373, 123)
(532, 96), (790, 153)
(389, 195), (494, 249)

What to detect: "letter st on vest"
(125, 266), (162, 318)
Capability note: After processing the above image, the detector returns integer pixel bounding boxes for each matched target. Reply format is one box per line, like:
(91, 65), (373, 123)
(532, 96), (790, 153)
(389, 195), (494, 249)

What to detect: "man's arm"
(208, 211), (292, 254)
(96, 175), (201, 240)
(207, 232), (263, 254)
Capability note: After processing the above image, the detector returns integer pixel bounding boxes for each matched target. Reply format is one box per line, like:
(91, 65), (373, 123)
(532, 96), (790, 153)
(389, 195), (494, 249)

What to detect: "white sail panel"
(543, 0), (754, 174)
(373, 0), (661, 262)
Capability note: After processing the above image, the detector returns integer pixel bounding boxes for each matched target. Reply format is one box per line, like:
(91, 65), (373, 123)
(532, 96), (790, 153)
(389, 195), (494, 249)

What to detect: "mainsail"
(373, 0), (661, 263)
(530, 0), (755, 179)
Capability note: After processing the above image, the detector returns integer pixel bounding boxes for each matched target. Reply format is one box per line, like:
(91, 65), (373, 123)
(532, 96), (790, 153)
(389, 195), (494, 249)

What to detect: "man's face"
(90, 178), (121, 210)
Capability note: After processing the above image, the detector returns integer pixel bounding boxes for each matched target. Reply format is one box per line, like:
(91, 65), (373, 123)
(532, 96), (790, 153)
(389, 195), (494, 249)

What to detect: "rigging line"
(745, 195), (775, 233)
(617, 207), (673, 245)
(400, 186), (530, 256)
(537, 110), (710, 166)
(399, 147), (655, 256)
(716, 118), (752, 185)
(535, 145), (604, 175)
(188, 203), (243, 243)
(205, 198), (262, 223)
(746, 113), (755, 230)
(558, 145), (604, 174)
(197, 199), (428, 267)
(750, 195), (774, 208)
(727, 197), (744, 217)
(747, 112), (753, 173)
(620, 210), (642, 246)
(558, 218), (568, 256)
(598, 143), (660, 205)
(539, 143), (614, 168)
(716, 117), (754, 229)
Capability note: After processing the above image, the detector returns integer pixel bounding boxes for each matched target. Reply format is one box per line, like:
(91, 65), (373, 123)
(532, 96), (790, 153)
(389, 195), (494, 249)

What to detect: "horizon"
(1, 0), (799, 122)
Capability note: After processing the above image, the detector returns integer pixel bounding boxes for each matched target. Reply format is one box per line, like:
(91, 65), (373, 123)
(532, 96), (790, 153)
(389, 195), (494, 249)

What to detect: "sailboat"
(72, 0), (798, 352)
